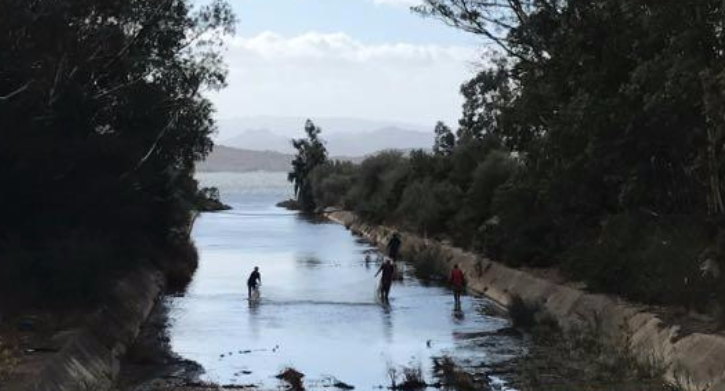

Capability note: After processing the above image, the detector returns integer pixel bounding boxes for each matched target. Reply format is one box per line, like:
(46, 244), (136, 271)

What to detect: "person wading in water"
(387, 233), (402, 262)
(247, 266), (261, 300)
(375, 259), (396, 303)
(449, 264), (466, 309)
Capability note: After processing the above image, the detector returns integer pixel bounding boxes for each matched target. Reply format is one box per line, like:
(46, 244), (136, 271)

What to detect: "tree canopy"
(306, 0), (725, 314)
(0, 0), (235, 304)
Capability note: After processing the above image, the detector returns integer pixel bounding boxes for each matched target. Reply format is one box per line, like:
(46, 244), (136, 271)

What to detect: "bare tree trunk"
(707, 126), (725, 215)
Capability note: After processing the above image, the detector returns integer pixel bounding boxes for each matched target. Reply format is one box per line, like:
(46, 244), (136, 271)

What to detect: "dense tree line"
(0, 0), (234, 305)
(296, 0), (725, 314)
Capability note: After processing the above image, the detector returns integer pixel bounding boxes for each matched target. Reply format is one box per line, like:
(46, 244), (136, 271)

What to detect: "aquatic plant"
(386, 362), (428, 391)
(433, 357), (481, 391)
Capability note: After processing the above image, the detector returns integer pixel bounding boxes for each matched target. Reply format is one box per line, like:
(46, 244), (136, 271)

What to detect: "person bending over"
(247, 266), (261, 299)
(375, 259), (396, 303)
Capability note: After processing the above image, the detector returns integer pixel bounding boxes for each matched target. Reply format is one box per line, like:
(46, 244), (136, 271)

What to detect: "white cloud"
(208, 31), (479, 128)
(371, 0), (422, 7)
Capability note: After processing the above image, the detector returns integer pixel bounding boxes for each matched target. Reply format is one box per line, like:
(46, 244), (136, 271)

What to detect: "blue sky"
(200, 0), (485, 129)
(228, 0), (477, 46)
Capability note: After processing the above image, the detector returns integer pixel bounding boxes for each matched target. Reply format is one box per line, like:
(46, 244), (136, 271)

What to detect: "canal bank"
(1, 211), (203, 391)
(2, 266), (165, 391)
(325, 210), (725, 391)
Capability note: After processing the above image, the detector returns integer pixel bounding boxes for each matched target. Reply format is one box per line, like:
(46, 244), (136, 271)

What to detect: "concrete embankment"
(9, 267), (166, 391)
(327, 210), (725, 391)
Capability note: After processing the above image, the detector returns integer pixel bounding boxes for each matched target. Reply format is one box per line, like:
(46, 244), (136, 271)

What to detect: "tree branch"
(0, 81), (32, 101)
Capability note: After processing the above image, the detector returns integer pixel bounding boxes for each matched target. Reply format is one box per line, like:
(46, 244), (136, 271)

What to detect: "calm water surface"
(167, 172), (521, 390)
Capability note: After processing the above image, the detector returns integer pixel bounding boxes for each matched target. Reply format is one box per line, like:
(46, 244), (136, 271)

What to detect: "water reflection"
(168, 173), (519, 390)
(453, 306), (465, 323)
(381, 304), (394, 343)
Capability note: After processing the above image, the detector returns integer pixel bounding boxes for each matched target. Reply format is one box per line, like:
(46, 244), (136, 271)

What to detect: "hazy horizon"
(212, 116), (436, 156)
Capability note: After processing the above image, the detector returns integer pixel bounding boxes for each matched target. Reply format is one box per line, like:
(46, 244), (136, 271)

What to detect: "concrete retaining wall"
(327, 210), (725, 391)
(18, 267), (165, 391)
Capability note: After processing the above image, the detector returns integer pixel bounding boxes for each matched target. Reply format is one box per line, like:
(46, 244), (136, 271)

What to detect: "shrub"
(396, 179), (462, 236)
(562, 213), (710, 308)
(345, 151), (410, 222)
(408, 243), (449, 282)
(508, 296), (536, 329)
(453, 150), (517, 247)
(310, 160), (356, 208)
(482, 179), (560, 267)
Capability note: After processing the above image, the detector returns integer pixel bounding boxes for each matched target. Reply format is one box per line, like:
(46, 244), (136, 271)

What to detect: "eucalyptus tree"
(289, 120), (328, 212)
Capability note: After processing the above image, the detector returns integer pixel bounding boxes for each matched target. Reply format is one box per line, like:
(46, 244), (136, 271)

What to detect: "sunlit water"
(167, 172), (523, 390)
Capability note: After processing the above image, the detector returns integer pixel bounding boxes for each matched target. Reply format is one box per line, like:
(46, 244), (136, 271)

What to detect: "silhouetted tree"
(433, 122), (456, 156)
(288, 120), (328, 211)
(0, 0), (235, 304)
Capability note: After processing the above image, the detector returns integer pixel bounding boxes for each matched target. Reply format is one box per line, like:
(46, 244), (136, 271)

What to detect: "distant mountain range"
(197, 145), (365, 173)
(197, 146), (293, 172)
(215, 116), (431, 140)
(201, 116), (437, 172)
(221, 127), (434, 156)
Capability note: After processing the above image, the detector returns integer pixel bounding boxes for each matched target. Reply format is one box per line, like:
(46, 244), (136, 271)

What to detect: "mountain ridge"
(198, 145), (368, 173)
(221, 126), (434, 156)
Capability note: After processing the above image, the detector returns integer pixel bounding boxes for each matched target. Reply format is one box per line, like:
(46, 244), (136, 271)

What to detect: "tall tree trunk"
(707, 125), (725, 215)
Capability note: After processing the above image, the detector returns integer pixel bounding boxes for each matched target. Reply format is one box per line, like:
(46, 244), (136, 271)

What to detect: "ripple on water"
(168, 173), (521, 390)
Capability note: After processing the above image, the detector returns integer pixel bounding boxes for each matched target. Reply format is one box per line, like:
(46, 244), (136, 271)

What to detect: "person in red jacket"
(449, 264), (466, 307)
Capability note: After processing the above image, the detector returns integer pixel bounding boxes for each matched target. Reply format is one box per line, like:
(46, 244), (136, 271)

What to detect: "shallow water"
(167, 172), (522, 390)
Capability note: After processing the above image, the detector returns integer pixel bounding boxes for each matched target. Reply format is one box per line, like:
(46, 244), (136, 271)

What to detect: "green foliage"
(345, 151), (410, 222)
(0, 0), (234, 305)
(454, 150), (517, 247)
(396, 179), (462, 236)
(306, 0), (725, 311)
(484, 179), (561, 267)
(563, 214), (710, 307)
(433, 121), (455, 156)
(309, 160), (356, 208)
(406, 0), (725, 310)
(407, 243), (449, 282)
(288, 119), (328, 211)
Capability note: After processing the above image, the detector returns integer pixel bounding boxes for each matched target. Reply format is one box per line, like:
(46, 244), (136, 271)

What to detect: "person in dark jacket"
(387, 233), (402, 261)
(375, 259), (396, 303)
(247, 267), (261, 299)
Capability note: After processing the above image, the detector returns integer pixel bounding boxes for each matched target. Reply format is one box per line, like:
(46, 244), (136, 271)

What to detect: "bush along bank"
(288, 126), (725, 323)
(326, 211), (725, 391)
(284, 0), (725, 324)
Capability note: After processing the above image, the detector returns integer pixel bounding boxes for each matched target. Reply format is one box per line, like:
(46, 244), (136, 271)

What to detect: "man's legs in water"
(382, 280), (392, 303)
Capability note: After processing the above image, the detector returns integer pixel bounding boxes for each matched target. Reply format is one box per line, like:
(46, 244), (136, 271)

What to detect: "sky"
(200, 0), (485, 127)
